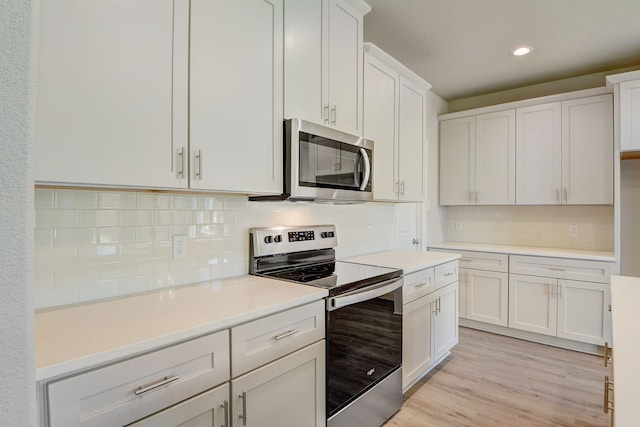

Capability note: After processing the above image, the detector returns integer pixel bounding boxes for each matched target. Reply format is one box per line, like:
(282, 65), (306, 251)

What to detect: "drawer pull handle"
(239, 392), (247, 426)
(604, 376), (614, 414)
(443, 272), (455, 277)
(134, 375), (180, 396)
(221, 400), (229, 427)
(548, 267), (566, 271)
(415, 282), (429, 288)
(274, 329), (300, 341)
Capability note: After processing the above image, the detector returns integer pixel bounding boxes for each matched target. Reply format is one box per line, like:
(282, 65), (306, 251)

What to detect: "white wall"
(0, 0), (37, 425)
(425, 90), (448, 244)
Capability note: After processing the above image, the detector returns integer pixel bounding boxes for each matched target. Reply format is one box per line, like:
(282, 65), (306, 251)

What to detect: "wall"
(34, 188), (398, 309)
(620, 160), (640, 275)
(445, 205), (614, 251)
(425, 90), (449, 244)
(0, 0), (37, 425)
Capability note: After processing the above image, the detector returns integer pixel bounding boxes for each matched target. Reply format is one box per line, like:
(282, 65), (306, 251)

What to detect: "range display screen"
(288, 230), (315, 242)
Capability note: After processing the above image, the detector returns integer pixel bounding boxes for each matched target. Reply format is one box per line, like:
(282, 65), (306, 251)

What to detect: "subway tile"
(170, 195), (198, 210)
(34, 189), (55, 209)
(137, 193), (170, 210)
(78, 280), (119, 303)
(120, 242), (154, 260)
(98, 261), (136, 281)
(120, 210), (153, 226)
(136, 226), (169, 242)
(54, 264), (98, 286)
(235, 210), (257, 225)
(35, 246), (77, 264)
(169, 225), (197, 238)
(135, 259), (170, 276)
(199, 224), (223, 238)
(185, 211), (211, 225)
(183, 266), (212, 284)
(36, 210), (78, 228)
(119, 275), (153, 295)
(153, 241), (172, 258)
(34, 229), (54, 248)
(79, 210), (119, 227)
(54, 228), (97, 246)
(98, 227), (136, 244)
(99, 192), (137, 209)
(34, 284), (78, 309)
(153, 271), (184, 289)
(154, 210), (185, 225)
(198, 196), (224, 211)
(56, 190), (98, 209)
(33, 265), (54, 288)
(224, 196), (248, 210)
(77, 245), (119, 262)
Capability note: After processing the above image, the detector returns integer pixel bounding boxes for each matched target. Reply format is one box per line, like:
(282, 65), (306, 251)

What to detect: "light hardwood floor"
(386, 327), (610, 427)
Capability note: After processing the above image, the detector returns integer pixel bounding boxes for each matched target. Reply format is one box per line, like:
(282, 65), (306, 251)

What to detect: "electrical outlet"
(455, 221), (463, 232)
(569, 225), (579, 237)
(173, 235), (187, 258)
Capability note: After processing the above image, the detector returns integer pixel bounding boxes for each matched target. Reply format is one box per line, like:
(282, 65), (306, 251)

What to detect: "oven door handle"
(326, 277), (403, 311)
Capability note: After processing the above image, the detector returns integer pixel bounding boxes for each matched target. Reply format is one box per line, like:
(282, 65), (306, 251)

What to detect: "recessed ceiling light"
(511, 46), (533, 56)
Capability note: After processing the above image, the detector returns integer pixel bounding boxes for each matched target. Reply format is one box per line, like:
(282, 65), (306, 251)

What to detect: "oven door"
(325, 277), (403, 419)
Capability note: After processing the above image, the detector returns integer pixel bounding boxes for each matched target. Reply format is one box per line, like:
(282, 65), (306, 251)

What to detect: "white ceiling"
(363, 0), (640, 101)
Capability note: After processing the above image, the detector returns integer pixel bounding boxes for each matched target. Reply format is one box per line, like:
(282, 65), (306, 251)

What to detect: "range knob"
(274, 235), (283, 243)
(321, 232), (327, 238)
(264, 236), (273, 244)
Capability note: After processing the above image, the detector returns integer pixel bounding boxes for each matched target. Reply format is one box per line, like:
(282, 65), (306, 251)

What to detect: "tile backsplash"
(446, 205), (614, 251)
(34, 188), (398, 309)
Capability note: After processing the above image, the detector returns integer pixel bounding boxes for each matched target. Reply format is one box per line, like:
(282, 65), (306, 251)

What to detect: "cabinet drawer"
(47, 330), (230, 427)
(433, 249), (508, 272)
(510, 255), (613, 283)
(435, 261), (458, 289)
(403, 268), (435, 304)
(231, 300), (325, 377)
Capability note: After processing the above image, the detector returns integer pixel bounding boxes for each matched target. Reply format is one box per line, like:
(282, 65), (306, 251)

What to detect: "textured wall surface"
(0, 0), (37, 425)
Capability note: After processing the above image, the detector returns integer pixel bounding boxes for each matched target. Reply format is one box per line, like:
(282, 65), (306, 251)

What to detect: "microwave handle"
(358, 148), (371, 191)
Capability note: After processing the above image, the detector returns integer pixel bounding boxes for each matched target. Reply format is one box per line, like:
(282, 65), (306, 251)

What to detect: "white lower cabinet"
(508, 274), (557, 336)
(231, 340), (325, 427)
(402, 265), (458, 391)
(130, 383), (230, 427)
(463, 268), (509, 327)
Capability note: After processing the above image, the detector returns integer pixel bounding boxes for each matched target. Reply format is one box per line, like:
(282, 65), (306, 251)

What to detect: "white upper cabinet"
(284, 0), (370, 136)
(516, 102), (562, 204)
(35, 0), (284, 194)
(440, 110), (515, 205)
(190, 0), (283, 194)
(620, 79), (640, 152)
(363, 44), (429, 202)
(516, 95), (613, 205)
(35, 0), (189, 189)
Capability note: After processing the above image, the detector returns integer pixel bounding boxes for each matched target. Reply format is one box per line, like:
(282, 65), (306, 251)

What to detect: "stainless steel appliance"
(250, 119), (373, 203)
(249, 225), (403, 427)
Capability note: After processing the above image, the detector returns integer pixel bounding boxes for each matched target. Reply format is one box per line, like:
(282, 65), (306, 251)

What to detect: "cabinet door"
(363, 52), (400, 201)
(326, 0), (364, 136)
(620, 79), (640, 152)
(508, 274), (557, 336)
(440, 117), (475, 205)
(398, 76), (427, 202)
(402, 294), (433, 391)
(231, 341), (325, 427)
(475, 110), (515, 205)
(190, 0), (283, 194)
(516, 102), (562, 204)
(557, 279), (611, 345)
(561, 94), (613, 205)
(283, 0), (323, 124)
(433, 283), (459, 361)
(465, 269), (508, 327)
(129, 383), (229, 427)
(34, 0), (188, 189)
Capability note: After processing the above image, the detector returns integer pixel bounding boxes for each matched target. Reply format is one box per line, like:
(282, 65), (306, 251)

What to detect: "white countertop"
(428, 241), (615, 262)
(344, 249), (461, 274)
(35, 275), (327, 381)
(610, 275), (640, 425)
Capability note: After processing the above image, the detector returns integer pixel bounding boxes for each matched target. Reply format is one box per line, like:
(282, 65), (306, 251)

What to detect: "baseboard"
(459, 318), (603, 356)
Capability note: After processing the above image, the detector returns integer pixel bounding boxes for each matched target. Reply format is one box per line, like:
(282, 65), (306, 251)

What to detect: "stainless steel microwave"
(251, 119), (373, 203)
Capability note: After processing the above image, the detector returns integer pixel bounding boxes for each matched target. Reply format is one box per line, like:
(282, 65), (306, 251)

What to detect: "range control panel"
(250, 225), (337, 257)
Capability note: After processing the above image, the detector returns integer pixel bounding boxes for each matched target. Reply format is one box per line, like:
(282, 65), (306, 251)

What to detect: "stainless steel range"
(249, 225), (403, 427)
